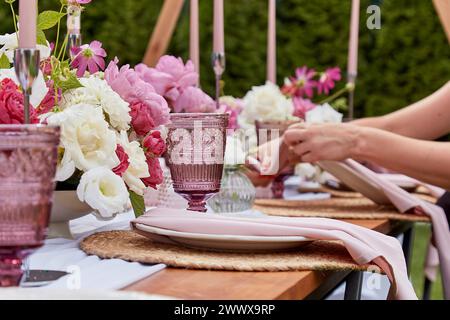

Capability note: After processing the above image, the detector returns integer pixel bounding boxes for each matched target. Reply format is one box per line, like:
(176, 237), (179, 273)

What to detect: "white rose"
(77, 167), (129, 218)
(0, 67), (48, 107)
(224, 134), (247, 166)
(238, 81), (295, 129)
(46, 104), (120, 171)
(116, 131), (149, 196)
(305, 103), (343, 124)
(295, 163), (320, 180)
(55, 149), (76, 182)
(0, 32), (51, 63)
(61, 76), (131, 131)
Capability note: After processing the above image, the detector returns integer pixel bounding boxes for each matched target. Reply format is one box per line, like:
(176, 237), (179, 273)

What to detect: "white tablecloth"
(27, 211), (166, 291)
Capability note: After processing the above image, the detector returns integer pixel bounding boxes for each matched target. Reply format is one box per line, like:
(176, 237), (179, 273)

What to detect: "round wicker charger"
(253, 197), (431, 222)
(80, 230), (378, 272)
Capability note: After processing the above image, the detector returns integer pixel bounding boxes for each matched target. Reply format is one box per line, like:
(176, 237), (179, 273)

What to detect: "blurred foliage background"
(1, 0), (449, 118)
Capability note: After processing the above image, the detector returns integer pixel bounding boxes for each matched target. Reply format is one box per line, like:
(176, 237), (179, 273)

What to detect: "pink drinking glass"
(0, 125), (60, 287)
(165, 113), (229, 212)
(255, 119), (300, 199)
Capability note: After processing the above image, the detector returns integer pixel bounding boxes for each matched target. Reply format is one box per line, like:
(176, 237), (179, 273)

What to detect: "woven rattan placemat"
(80, 230), (377, 272)
(254, 197), (431, 222)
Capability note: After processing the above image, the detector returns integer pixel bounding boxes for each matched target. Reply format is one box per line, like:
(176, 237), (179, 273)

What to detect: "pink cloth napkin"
(379, 173), (445, 198)
(343, 159), (450, 299)
(132, 208), (417, 300)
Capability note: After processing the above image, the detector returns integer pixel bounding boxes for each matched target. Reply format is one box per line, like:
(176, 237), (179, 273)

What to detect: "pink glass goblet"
(255, 119), (300, 199)
(165, 113), (229, 212)
(0, 125), (60, 287)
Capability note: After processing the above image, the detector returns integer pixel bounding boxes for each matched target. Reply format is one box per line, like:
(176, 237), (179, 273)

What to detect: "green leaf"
(37, 10), (67, 30)
(0, 54), (11, 69)
(36, 29), (47, 46)
(54, 73), (83, 92)
(129, 190), (145, 217)
(4, 0), (16, 4)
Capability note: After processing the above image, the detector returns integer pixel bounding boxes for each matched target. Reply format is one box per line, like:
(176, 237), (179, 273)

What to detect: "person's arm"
(352, 81), (450, 140)
(284, 123), (450, 189)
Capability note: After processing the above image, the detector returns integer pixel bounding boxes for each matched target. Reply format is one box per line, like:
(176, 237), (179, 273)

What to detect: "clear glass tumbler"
(165, 113), (228, 212)
(0, 125), (60, 286)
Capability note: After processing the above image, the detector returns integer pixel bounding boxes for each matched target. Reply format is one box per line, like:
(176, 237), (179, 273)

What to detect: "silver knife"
(20, 270), (69, 288)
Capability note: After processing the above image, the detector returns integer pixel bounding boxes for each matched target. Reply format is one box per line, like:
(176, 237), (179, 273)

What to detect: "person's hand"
(256, 137), (291, 175)
(283, 123), (361, 163)
(244, 168), (275, 187)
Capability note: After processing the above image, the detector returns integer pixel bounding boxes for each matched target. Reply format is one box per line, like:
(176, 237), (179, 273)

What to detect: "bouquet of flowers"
(0, 0), (172, 218)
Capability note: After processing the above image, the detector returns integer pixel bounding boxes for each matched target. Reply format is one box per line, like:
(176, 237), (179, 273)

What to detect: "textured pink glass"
(165, 113), (228, 212)
(0, 125), (60, 287)
(255, 120), (300, 199)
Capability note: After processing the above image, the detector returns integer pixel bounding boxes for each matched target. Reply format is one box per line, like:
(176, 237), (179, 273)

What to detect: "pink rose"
(105, 58), (170, 128)
(173, 86), (216, 113)
(141, 157), (164, 190)
(0, 79), (38, 124)
(143, 131), (166, 157)
(218, 98), (243, 130)
(37, 81), (61, 115)
(129, 102), (155, 136)
(112, 145), (130, 176)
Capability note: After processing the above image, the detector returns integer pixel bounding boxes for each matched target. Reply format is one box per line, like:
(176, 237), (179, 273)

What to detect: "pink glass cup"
(0, 125), (60, 287)
(255, 120), (300, 199)
(165, 113), (229, 212)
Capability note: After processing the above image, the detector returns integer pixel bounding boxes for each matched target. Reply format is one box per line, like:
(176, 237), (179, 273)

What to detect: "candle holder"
(67, 4), (82, 56)
(347, 72), (357, 120)
(13, 49), (40, 124)
(211, 52), (225, 108)
(68, 33), (82, 57)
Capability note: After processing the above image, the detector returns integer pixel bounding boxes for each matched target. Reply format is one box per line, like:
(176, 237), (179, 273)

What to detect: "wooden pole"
(143, 0), (185, 66)
(433, 0), (450, 44)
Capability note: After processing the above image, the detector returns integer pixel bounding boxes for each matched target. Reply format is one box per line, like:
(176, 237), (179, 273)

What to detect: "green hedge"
(0, 0), (448, 117)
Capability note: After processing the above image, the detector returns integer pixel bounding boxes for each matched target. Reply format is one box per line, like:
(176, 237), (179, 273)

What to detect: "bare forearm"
(352, 81), (450, 140)
(353, 127), (450, 189)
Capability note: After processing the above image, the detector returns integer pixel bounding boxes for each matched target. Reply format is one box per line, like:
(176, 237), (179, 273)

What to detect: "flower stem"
(57, 34), (68, 62)
(54, 4), (66, 57)
(318, 86), (350, 105)
(9, 2), (18, 38)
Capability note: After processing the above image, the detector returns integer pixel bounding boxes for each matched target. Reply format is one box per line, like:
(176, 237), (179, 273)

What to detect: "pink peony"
(143, 131), (166, 157)
(69, 0), (92, 4)
(71, 40), (107, 77)
(293, 97), (316, 119)
(135, 55), (198, 105)
(129, 102), (155, 136)
(282, 66), (316, 98)
(0, 79), (38, 124)
(316, 67), (341, 95)
(112, 145), (130, 176)
(172, 86), (216, 113)
(105, 58), (170, 128)
(141, 157), (164, 190)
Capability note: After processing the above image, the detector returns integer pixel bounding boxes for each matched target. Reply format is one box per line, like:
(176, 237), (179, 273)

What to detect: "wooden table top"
(124, 219), (395, 300)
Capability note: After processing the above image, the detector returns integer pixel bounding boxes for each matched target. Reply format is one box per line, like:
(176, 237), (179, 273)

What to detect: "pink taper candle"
(213, 0), (224, 53)
(347, 0), (360, 81)
(18, 0), (37, 48)
(190, 0), (200, 81)
(267, 0), (276, 83)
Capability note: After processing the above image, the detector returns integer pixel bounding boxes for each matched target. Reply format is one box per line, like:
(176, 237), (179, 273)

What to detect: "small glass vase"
(209, 166), (256, 213)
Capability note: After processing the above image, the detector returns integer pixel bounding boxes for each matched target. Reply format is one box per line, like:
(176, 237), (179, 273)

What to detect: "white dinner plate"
(134, 224), (313, 252)
(318, 161), (392, 205)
